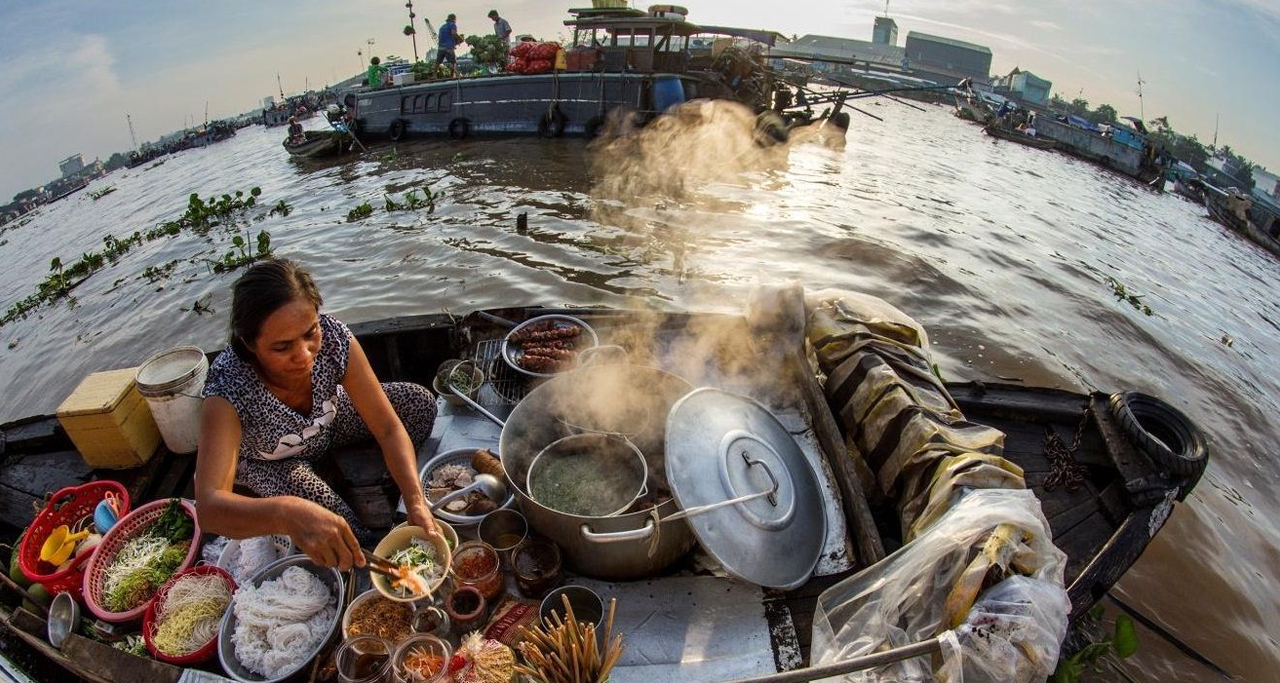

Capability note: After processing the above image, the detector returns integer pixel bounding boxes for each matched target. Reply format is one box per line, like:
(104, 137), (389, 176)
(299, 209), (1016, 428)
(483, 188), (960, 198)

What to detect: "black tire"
(448, 118), (470, 140)
(584, 116), (606, 140)
(753, 111), (789, 147)
(1109, 391), (1209, 480)
(831, 111), (851, 130)
(388, 119), (407, 141)
(538, 108), (566, 138)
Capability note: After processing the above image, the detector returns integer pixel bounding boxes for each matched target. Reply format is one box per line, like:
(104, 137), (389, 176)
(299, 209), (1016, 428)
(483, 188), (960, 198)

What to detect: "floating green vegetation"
(2, 186), (281, 328)
(1051, 605), (1138, 683)
(89, 186), (117, 200)
(1104, 276), (1153, 316)
(383, 186), (439, 214)
(346, 202), (374, 222)
(209, 230), (272, 273)
(142, 260), (180, 283)
(270, 199), (292, 217)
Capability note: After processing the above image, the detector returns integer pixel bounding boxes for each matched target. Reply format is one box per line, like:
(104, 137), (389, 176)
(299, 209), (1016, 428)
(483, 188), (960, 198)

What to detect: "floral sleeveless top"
(203, 313), (351, 462)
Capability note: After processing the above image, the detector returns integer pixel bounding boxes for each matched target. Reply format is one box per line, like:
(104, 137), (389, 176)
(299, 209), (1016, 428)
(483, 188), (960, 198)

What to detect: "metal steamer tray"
(500, 314), (599, 379)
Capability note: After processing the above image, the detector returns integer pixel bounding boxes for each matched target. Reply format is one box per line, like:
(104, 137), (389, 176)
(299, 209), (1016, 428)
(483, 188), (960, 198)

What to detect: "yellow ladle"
(39, 526), (90, 566)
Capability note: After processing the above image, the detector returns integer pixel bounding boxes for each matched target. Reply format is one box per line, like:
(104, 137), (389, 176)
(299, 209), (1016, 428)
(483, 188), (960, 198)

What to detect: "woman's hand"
(406, 500), (441, 539)
(285, 498), (365, 570)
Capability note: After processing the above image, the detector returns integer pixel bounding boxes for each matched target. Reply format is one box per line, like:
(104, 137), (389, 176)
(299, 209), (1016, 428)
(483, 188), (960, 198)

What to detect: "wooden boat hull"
(0, 306), (1202, 682)
(984, 125), (1057, 149)
(348, 71), (745, 139)
(283, 131), (346, 158)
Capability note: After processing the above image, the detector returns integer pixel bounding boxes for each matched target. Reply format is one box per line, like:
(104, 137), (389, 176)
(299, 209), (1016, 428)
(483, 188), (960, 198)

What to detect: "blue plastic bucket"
(653, 76), (686, 113)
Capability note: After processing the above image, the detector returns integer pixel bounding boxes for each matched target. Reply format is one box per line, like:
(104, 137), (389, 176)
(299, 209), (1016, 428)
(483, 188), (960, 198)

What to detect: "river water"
(2, 100), (1277, 681)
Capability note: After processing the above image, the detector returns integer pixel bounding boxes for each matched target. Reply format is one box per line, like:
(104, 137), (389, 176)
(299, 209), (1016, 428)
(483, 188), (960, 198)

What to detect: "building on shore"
(58, 154), (85, 178)
(770, 34), (906, 74)
(903, 31), (992, 86)
(873, 16), (898, 46)
(993, 67), (1053, 106)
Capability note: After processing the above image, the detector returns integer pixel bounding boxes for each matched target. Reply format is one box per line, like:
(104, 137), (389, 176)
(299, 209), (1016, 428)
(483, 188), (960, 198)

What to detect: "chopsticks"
(361, 549), (400, 579)
(515, 594), (623, 683)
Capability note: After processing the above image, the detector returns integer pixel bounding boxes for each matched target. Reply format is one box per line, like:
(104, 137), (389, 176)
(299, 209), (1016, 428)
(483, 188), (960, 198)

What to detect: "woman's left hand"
(407, 501), (441, 539)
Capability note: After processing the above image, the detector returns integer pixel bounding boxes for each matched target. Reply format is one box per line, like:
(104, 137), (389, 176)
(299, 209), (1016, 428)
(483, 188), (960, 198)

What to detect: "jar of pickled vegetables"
(451, 540), (504, 600)
(391, 634), (452, 683)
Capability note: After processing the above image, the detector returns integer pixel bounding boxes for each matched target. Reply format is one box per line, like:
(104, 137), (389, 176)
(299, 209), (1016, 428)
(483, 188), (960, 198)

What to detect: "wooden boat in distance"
(985, 124), (1057, 149)
(0, 304), (1205, 683)
(346, 7), (782, 140)
(282, 130), (347, 158)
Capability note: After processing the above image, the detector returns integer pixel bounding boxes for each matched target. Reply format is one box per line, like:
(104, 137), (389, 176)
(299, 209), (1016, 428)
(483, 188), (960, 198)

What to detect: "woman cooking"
(195, 258), (440, 570)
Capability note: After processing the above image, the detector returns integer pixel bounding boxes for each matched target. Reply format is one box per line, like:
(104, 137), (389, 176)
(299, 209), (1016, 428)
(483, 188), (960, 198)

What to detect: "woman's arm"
(194, 396), (363, 569)
(341, 336), (441, 537)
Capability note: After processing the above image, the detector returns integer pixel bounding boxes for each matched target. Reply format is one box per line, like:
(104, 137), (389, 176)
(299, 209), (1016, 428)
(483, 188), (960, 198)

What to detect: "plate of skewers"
(500, 314), (599, 378)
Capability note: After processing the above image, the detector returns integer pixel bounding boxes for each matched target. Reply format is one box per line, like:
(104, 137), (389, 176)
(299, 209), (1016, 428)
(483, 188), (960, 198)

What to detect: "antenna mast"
(1213, 113), (1219, 149)
(277, 73), (285, 100)
(1136, 71), (1145, 121)
(126, 114), (138, 152)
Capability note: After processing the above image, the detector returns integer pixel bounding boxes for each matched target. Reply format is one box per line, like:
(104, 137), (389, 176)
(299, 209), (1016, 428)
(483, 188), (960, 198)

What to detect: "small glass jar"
(391, 634), (452, 683)
(451, 540), (504, 600)
(411, 604), (451, 640)
(444, 584), (487, 636)
(513, 537), (563, 598)
(336, 635), (392, 683)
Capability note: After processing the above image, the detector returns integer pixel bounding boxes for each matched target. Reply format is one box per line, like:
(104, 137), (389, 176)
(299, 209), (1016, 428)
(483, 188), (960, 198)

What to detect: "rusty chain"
(1043, 411), (1090, 492)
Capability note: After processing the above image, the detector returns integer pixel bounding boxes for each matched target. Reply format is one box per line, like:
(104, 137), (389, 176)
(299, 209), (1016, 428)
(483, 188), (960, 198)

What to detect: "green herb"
(151, 499), (194, 544)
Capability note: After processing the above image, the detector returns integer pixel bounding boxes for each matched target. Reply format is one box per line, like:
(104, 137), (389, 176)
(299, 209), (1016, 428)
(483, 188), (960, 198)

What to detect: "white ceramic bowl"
(371, 526), (452, 603)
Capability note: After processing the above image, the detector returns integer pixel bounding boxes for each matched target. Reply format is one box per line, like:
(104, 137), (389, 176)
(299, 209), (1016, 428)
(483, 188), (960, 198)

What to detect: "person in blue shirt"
(436, 14), (463, 75)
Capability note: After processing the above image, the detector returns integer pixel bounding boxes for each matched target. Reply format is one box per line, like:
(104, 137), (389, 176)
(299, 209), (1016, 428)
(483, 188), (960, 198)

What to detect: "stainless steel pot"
(458, 361), (697, 580)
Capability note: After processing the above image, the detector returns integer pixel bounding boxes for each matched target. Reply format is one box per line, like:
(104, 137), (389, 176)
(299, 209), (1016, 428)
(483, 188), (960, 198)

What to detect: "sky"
(0, 0), (1276, 201)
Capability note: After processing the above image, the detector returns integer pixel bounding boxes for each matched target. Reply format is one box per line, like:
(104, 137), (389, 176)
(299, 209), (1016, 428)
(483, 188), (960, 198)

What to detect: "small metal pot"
(526, 433), (648, 517)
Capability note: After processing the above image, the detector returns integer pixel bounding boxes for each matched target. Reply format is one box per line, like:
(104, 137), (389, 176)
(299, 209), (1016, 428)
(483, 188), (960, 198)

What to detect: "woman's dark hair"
(229, 258), (322, 361)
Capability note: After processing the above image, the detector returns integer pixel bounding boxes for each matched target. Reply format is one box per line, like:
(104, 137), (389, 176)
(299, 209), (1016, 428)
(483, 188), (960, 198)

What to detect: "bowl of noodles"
(143, 565), (236, 665)
(371, 526), (451, 603)
(217, 555), (343, 683)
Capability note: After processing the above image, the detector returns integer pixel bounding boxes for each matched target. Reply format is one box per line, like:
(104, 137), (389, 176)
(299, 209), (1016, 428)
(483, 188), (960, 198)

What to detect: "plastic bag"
(810, 488), (1067, 683)
(936, 576), (1070, 683)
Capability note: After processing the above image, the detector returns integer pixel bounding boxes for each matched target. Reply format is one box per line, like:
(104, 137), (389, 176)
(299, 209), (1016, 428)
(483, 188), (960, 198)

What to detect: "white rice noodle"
(231, 565), (335, 679)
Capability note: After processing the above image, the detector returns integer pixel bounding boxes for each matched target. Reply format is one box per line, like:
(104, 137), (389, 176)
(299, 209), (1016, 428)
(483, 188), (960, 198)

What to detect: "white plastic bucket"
(136, 346), (208, 454)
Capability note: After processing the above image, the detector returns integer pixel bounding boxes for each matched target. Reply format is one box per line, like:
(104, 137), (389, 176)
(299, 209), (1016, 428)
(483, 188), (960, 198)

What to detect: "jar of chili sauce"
(450, 540), (504, 601)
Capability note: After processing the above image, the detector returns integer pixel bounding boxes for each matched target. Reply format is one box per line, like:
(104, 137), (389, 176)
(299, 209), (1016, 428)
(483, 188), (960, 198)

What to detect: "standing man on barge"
(488, 10), (513, 54)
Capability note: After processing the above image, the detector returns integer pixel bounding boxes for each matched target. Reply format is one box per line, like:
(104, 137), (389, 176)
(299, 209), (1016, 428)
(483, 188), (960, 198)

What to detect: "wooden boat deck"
(0, 307), (1197, 682)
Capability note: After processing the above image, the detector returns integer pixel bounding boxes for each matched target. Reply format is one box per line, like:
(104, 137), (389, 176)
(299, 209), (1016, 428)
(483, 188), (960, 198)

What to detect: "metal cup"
(477, 508), (528, 570)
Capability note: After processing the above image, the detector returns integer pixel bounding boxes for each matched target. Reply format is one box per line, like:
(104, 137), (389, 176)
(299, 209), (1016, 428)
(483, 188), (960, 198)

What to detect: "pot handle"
(579, 519), (655, 544)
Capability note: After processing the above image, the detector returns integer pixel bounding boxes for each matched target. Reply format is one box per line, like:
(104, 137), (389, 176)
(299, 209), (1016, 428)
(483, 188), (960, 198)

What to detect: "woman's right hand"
(285, 498), (364, 571)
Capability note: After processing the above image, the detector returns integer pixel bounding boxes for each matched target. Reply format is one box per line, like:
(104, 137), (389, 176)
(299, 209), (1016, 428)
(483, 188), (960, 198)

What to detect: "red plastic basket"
(18, 481), (130, 601)
(143, 565), (236, 665)
(82, 498), (201, 623)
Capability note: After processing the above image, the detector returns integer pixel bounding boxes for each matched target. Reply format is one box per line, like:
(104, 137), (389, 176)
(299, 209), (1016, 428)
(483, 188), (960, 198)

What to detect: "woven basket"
(19, 481), (130, 601)
(82, 498), (201, 623)
(143, 565), (236, 665)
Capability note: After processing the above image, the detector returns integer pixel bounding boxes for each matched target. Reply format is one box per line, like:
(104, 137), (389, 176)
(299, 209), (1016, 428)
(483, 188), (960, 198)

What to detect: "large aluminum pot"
(498, 362), (696, 580)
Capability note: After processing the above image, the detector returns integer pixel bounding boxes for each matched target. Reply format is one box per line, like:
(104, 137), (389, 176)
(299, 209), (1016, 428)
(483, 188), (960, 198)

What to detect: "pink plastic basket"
(143, 565), (236, 665)
(81, 498), (201, 623)
(18, 481), (130, 601)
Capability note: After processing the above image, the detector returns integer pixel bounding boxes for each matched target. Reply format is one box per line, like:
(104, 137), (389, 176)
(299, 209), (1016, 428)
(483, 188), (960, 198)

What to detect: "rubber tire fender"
(538, 107), (566, 138)
(753, 111), (789, 147)
(584, 116), (606, 140)
(448, 117), (471, 140)
(1109, 391), (1209, 482)
(388, 119), (407, 141)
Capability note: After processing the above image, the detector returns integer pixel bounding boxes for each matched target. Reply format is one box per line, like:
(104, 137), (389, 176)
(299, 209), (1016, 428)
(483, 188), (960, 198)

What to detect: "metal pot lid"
(665, 387), (826, 589)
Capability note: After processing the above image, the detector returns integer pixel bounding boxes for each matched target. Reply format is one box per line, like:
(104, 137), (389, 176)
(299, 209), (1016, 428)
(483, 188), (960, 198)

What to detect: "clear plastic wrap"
(811, 488), (1068, 683)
